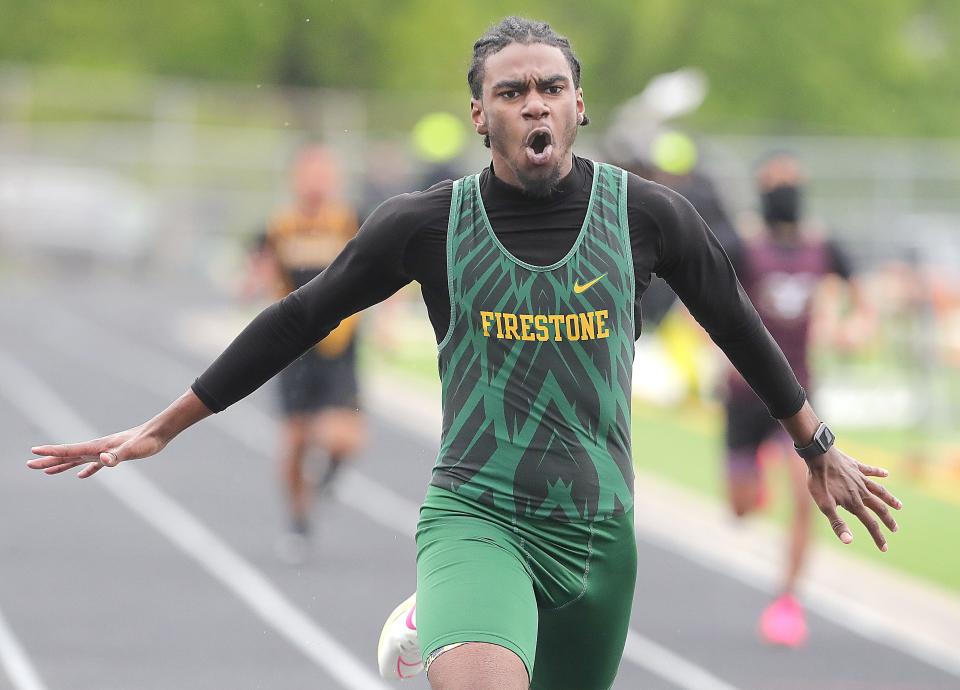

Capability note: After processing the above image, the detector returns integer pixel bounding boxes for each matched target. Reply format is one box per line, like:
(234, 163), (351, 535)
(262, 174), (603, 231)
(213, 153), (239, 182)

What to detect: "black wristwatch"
(794, 422), (836, 460)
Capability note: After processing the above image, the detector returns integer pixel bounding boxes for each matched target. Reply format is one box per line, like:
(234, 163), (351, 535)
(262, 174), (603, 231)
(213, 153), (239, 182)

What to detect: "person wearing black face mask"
(722, 153), (874, 648)
(761, 182), (802, 227)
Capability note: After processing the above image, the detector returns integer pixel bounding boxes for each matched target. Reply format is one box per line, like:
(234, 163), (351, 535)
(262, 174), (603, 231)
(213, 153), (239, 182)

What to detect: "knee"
(319, 413), (365, 457)
(427, 642), (528, 690)
(728, 479), (761, 517)
(326, 431), (363, 458)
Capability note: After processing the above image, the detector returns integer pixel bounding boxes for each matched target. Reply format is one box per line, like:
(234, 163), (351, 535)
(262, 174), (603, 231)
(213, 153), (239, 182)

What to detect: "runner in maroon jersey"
(724, 153), (872, 647)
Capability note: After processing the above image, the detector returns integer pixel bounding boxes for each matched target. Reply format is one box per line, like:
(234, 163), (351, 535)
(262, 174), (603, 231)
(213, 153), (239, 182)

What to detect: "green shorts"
(415, 486), (637, 690)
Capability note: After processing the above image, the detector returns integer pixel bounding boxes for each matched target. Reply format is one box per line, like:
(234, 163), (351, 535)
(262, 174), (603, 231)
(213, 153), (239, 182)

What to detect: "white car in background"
(0, 157), (155, 263)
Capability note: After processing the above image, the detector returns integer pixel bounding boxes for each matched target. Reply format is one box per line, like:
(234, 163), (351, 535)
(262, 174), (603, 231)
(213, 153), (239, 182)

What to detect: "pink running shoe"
(377, 593), (423, 679)
(759, 594), (808, 647)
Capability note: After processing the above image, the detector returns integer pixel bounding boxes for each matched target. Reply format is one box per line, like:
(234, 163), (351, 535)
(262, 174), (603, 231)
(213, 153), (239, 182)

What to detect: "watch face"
(818, 424), (835, 450)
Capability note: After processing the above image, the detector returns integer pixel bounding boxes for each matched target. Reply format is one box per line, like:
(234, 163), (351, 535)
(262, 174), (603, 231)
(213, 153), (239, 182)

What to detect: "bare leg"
(313, 409), (364, 495)
(726, 448), (762, 518)
(427, 642), (529, 690)
(756, 441), (811, 645)
(783, 448), (813, 594)
(279, 415), (310, 532)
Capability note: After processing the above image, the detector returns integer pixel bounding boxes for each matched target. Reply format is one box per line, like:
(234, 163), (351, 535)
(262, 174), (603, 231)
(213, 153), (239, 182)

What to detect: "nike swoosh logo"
(573, 273), (607, 294)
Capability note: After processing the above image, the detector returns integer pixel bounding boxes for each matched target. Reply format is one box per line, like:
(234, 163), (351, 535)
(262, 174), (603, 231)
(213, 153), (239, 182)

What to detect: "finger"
(45, 460), (89, 475)
(856, 461), (889, 478)
(864, 479), (903, 510)
(852, 505), (887, 551)
(77, 462), (103, 479)
(821, 506), (853, 544)
(28, 455), (86, 470)
(32, 441), (106, 458)
(863, 494), (898, 533)
(99, 450), (120, 468)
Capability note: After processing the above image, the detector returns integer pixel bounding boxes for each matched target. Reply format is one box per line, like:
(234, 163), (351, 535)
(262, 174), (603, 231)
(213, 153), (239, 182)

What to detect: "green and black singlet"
(193, 156), (805, 512)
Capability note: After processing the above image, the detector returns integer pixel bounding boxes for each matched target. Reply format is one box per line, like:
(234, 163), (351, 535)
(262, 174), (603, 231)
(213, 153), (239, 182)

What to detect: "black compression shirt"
(193, 156), (805, 419)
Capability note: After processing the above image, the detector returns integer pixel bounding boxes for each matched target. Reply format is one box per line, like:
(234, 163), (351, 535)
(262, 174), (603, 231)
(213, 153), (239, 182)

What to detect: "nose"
(521, 93), (549, 120)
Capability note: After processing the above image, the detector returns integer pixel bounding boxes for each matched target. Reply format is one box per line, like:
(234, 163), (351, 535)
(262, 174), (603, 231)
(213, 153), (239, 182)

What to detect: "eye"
(500, 90), (520, 100)
(545, 85), (564, 95)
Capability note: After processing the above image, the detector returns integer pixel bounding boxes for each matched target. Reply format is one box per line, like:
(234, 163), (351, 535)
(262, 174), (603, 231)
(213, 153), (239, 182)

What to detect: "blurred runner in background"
(247, 145), (364, 564)
(724, 152), (873, 646)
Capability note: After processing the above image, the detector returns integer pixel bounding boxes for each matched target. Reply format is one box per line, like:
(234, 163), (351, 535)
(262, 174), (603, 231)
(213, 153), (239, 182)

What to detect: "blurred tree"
(0, 0), (957, 135)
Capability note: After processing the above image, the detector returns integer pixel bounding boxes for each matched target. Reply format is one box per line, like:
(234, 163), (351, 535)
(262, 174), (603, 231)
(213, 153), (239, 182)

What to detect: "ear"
(471, 98), (488, 136)
(575, 88), (585, 124)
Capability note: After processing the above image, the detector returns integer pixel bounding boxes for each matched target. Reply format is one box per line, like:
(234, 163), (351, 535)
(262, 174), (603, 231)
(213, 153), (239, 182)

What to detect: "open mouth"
(524, 128), (554, 165)
(526, 129), (552, 154)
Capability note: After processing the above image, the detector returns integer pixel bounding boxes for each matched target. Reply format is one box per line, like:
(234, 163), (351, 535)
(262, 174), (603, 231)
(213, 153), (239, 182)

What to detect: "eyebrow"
(492, 74), (570, 91)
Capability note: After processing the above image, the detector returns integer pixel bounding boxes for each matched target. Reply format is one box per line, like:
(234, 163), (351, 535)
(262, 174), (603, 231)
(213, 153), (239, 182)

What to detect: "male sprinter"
(29, 17), (901, 690)
(247, 145), (365, 563)
(724, 153), (872, 645)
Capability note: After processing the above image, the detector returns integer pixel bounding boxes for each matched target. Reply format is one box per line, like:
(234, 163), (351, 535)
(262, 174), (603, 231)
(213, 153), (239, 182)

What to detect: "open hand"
(806, 447), (902, 551)
(28, 425), (167, 479)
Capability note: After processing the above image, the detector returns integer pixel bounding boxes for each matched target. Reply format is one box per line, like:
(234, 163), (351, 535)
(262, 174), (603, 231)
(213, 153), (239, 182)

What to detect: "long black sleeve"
(629, 176), (805, 419)
(192, 194), (419, 412)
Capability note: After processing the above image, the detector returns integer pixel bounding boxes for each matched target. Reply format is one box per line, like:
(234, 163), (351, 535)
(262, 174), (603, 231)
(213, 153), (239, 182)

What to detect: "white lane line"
(622, 633), (739, 690)
(0, 605), (47, 690)
(27, 311), (740, 690)
(0, 351), (389, 690)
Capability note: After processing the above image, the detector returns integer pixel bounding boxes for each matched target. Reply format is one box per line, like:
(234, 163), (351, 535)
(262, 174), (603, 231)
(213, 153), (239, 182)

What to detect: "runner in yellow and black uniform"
(251, 146), (364, 564)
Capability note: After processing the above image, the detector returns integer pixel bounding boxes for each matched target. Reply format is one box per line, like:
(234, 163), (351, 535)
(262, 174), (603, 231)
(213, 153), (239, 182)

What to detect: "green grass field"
(629, 401), (960, 592)
(364, 341), (960, 593)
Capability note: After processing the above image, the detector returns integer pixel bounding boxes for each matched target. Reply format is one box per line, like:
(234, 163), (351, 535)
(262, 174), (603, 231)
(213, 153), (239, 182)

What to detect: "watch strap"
(794, 422), (835, 460)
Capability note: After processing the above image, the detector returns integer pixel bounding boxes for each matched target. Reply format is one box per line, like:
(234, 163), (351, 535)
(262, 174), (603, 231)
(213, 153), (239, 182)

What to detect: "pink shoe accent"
(396, 656), (420, 679)
(405, 604), (417, 631)
(760, 594), (808, 647)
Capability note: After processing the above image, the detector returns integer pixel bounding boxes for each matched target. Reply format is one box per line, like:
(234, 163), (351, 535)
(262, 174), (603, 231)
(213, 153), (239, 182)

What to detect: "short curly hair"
(468, 16), (590, 146)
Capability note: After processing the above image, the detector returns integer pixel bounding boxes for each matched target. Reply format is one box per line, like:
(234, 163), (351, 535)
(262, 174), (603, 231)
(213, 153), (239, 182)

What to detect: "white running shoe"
(377, 593), (423, 680)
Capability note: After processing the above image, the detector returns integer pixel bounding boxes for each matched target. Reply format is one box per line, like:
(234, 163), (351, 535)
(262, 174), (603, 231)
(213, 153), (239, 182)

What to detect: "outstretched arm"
(28, 193), (420, 477)
(193, 197), (416, 412)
